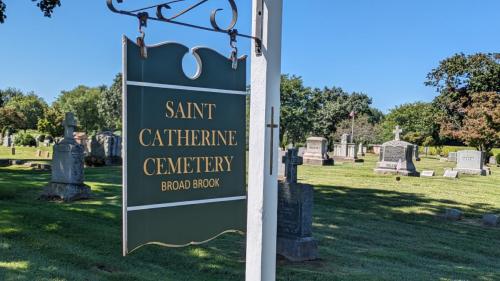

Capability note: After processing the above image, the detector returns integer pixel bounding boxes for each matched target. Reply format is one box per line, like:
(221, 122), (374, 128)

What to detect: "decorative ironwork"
(106, 0), (261, 55)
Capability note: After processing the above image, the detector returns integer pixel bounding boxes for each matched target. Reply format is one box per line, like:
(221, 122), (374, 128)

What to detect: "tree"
(0, 88), (23, 107)
(98, 73), (122, 131)
(279, 75), (312, 146)
(452, 92), (500, 154)
(425, 53), (500, 142)
(55, 85), (105, 133)
(0, 107), (24, 133)
(4, 93), (47, 131)
(333, 115), (384, 144)
(0, 0), (61, 23)
(380, 102), (440, 145)
(312, 87), (373, 138)
(37, 104), (64, 137)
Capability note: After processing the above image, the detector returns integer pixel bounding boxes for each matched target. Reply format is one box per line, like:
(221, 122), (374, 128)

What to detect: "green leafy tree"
(453, 92), (500, 154)
(0, 107), (24, 133)
(333, 114), (384, 144)
(312, 87), (373, 138)
(0, 0), (61, 23)
(55, 85), (105, 133)
(37, 104), (64, 137)
(98, 73), (122, 131)
(0, 88), (23, 107)
(4, 93), (47, 131)
(425, 53), (500, 142)
(279, 75), (313, 146)
(380, 102), (440, 145)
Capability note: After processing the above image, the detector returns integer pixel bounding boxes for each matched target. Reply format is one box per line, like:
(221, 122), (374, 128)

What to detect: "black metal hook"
(106, 0), (262, 56)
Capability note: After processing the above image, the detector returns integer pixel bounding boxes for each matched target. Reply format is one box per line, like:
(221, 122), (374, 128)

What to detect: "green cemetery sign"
(123, 37), (247, 254)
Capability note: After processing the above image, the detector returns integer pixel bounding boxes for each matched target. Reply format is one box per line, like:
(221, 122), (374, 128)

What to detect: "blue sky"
(0, 0), (499, 112)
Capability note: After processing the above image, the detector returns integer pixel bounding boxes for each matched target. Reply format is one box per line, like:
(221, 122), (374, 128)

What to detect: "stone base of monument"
(41, 182), (91, 202)
(373, 167), (420, 177)
(303, 157), (333, 166)
(331, 156), (364, 163)
(277, 181), (318, 262)
(453, 168), (487, 176)
(277, 236), (318, 262)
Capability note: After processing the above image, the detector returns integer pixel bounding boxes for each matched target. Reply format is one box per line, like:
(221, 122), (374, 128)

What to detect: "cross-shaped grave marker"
(281, 147), (303, 184)
(393, 125), (403, 141)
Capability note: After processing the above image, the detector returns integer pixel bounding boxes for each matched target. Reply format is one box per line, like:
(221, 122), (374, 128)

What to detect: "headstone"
(424, 146), (429, 156)
(482, 214), (499, 226)
(413, 145), (420, 161)
(297, 147), (306, 157)
(357, 143), (365, 157)
(421, 170), (435, 177)
(331, 133), (360, 162)
(41, 112), (90, 201)
(86, 131), (122, 165)
(11, 146), (15, 155)
(35, 150), (42, 157)
(447, 152), (457, 162)
(277, 148), (318, 261)
(444, 208), (463, 221)
(43, 139), (51, 147)
(2, 130), (12, 147)
(302, 137), (333, 165)
(372, 145), (382, 155)
(443, 170), (458, 178)
(489, 156), (497, 165)
(374, 126), (419, 176)
(454, 150), (487, 176)
(278, 149), (286, 179)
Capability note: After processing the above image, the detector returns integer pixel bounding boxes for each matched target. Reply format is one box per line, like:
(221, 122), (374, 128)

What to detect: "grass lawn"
(0, 155), (499, 280)
(0, 146), (52, 160)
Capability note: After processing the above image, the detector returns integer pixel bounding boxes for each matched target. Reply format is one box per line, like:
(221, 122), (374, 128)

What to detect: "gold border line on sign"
(127, 229), (245, 254)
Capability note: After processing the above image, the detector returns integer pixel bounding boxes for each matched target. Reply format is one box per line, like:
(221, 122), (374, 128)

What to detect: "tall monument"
(41, 112), (91, 201)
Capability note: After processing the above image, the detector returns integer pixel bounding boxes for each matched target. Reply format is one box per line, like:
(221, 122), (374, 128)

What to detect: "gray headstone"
(444, 208), (463, 221)
(489, 156), (497, 165)
(413, 145), (420, 161)
(421, 170), (435, 177)
(281, 148), (303, 184)
(374, 126), (419, 176)
(482, 214), (499, 226)
(454, 150), (487, 176)
(302, 137), (333, 166)
(41, 112), (90, 202)
(277, 181), (318, 261)
(443, 170), (458, 178)
(447, 152), (457, 162)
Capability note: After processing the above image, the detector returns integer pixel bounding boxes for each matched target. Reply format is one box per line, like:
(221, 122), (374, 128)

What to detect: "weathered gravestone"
(374, 126), (419, 176)
(443, 169), (458, 178)
(357, 143), (365, 157)
(331, 133), (360, 162)
(413, 145), (420, 161)
(372, 144), (382, 155)
(2, 130), (12, 147)
(454, 150), (488, 176)
(447, 152), (457, 163)
(488, 156), (497, 165)
(41, 112), (91, 201)
(302, 137), (333, 165)
(86, 131), (122, 165)
(277, 148), (318, 261)
(421, 170), (435, 177)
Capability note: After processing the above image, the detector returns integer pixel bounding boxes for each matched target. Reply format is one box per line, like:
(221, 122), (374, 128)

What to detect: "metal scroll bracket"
(106, 0), (263, 56)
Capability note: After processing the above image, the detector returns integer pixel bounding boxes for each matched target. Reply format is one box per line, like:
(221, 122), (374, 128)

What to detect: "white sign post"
(246, 0), (283, 280)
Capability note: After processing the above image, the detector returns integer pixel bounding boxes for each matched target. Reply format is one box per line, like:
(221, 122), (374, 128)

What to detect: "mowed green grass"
(0, 155), (499, 281)
(0, 146), (52, 160)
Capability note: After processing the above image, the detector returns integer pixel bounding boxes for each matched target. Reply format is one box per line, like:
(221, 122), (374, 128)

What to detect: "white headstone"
(454, 150), (487, 176)
(421, 170), (435, 177)
(443, 170), (458, 178)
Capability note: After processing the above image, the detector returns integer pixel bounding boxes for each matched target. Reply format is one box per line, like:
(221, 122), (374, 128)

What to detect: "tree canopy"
(0, 0), (61, 23)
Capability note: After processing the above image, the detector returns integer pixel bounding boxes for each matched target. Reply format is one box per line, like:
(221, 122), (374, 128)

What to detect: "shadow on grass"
(1, 166), (500, 281)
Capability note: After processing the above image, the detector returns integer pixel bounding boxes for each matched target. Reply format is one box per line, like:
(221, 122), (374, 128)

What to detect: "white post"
(246, 0), (283, 280)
